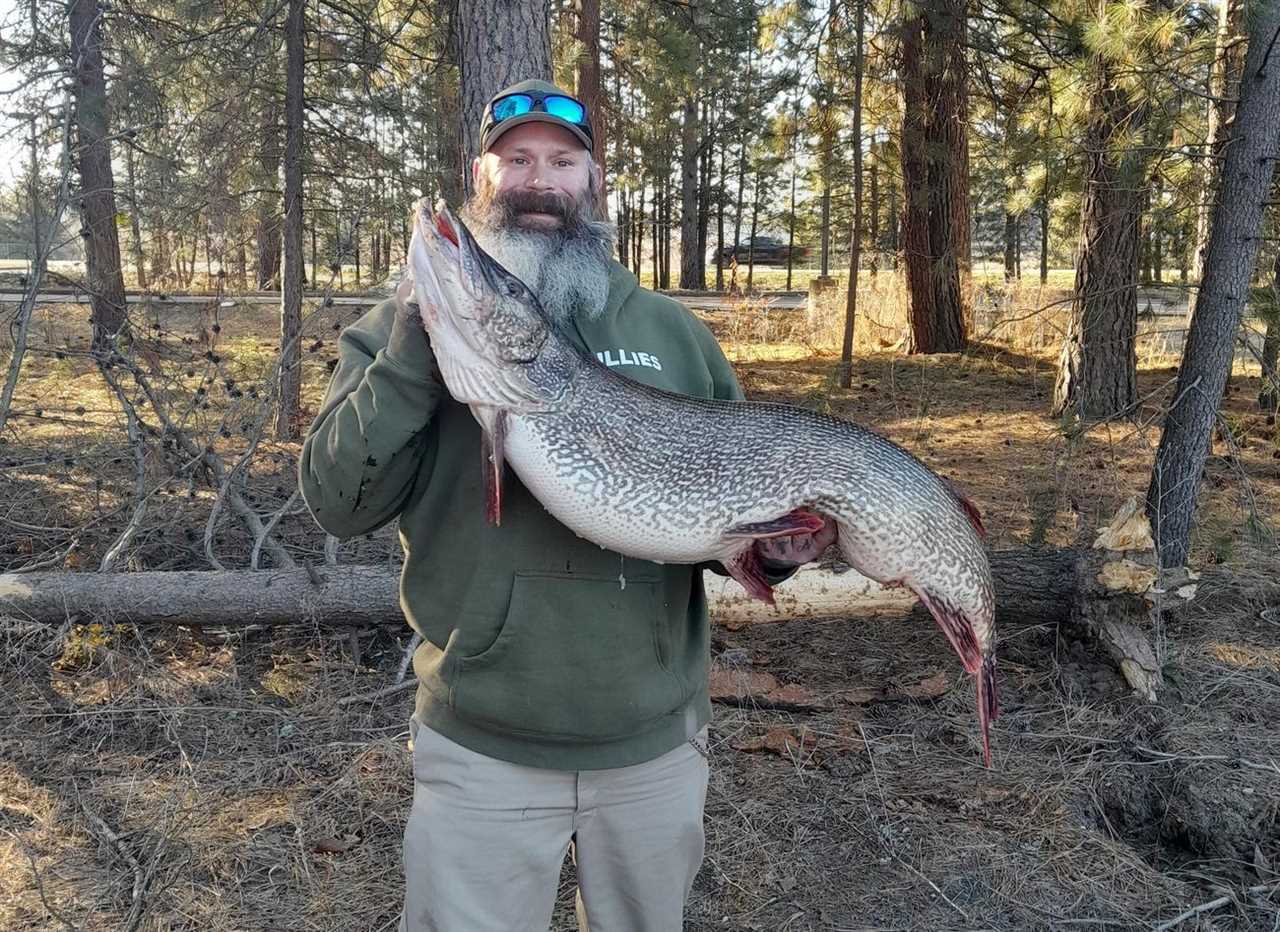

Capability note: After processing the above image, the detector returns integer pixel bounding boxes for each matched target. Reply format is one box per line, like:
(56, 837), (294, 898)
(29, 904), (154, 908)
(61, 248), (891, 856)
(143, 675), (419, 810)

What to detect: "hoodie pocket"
(451, 572), (686, 741)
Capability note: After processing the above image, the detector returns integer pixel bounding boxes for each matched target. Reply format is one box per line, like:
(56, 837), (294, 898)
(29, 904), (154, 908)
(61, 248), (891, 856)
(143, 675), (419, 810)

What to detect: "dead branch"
(250, 488), (301, 570)
(3, 827), (80, 932)
(335, 676), (417, 706)
(1152, 881), (1279, 931)
(98, 381), (148, 573)
(78, 798), (147, 932)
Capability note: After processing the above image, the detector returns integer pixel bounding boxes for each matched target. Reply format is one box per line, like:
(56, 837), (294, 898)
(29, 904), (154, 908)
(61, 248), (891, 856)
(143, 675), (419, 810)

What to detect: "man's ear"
(471, 156), (482, 192)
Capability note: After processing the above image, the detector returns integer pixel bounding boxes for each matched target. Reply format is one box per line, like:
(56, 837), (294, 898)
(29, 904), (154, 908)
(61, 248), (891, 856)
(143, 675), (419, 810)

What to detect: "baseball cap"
(478, 79), (594, 154)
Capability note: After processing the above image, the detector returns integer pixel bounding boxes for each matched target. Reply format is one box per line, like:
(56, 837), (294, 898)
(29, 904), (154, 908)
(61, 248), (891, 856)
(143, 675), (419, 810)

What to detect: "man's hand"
(752, 515), (838, 568)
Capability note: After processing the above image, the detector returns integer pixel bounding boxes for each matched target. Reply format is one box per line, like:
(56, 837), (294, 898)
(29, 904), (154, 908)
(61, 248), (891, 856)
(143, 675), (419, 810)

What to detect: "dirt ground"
(1, 287), (1279, 930)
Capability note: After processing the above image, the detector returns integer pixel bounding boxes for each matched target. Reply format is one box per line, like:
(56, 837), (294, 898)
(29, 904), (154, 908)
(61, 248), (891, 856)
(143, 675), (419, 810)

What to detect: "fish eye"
(506, 281), (523, 297)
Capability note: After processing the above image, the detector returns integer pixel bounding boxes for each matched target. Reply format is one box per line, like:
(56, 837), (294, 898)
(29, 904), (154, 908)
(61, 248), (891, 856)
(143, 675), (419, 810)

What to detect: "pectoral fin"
(725, 508), (828, 539)
(474, 407), (507, 526)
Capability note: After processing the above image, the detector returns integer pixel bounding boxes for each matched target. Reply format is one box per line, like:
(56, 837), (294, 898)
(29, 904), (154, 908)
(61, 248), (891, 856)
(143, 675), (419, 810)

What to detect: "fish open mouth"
(434, 207), (460, 248)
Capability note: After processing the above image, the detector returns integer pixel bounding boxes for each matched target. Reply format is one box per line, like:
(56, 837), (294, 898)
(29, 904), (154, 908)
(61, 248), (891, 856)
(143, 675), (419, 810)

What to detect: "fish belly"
(501, 415), (735, 564)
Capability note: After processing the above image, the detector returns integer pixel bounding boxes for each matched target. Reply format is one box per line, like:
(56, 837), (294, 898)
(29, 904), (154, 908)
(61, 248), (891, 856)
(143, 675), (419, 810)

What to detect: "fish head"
(408, 199), (548, 369)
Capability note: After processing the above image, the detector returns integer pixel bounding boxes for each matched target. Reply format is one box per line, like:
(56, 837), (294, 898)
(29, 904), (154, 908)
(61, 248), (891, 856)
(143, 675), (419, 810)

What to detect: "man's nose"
(524, 169), (555, 190)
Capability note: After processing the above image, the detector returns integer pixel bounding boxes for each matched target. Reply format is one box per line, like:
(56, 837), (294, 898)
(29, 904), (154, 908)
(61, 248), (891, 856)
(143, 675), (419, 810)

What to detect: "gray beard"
(458, 203), (616, 326)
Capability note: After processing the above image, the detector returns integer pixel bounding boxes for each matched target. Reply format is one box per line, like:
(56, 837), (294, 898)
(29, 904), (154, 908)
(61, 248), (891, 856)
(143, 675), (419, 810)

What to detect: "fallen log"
(0, 548), (1077, 629)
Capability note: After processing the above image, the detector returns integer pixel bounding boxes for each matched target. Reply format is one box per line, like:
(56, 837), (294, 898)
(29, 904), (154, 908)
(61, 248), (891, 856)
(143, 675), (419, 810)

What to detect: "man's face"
(461, 121), (613, 323)
(471, 122), (596, 230)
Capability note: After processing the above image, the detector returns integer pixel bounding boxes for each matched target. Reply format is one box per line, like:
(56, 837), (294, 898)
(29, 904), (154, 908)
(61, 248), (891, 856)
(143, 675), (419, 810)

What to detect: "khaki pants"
(399, 720), (709, 932)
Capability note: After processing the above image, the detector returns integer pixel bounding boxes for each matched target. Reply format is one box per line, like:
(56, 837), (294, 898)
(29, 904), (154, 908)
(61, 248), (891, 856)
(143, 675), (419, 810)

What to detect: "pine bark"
(123, 137), (147, 290)
(457, 0), (552, 196)
(1193, 0), (1245, 283)
(0, 551), (1077, 630)
(69, 0), (127, 353)
(1052, 53), (1143, 418)
(839, 0), (865, 388)
(276, 0), (305, 440)
(256, 103), (282, 289)
(1147, 1), (1280, 567)
(899, 0), (969, 354)
(573, 0), (605, 177)
(1260, 253), (1280, 414)
(679, 95), (702, 289)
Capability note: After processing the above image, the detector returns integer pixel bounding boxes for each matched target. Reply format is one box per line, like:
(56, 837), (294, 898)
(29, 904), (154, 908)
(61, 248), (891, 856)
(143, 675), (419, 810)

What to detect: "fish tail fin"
(916, 587), (998, 766)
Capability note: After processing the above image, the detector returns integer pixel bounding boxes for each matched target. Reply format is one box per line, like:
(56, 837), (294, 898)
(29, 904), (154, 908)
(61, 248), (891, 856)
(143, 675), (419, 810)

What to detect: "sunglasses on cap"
(489, 91), (591, 132)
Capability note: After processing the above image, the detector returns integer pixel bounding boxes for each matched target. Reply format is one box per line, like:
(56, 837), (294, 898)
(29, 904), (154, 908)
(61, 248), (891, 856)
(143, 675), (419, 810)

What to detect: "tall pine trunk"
(868, 146), (880, 277)
(746, 169), (761, 293)
(900, 0), (968, 354)
(839, 0), (865, 389)
(256, 104), (282, 289)
(275, 0), (305, 440)
(1192, 0), (1245, 283)
(69, 0), (127, 354)
(1259, 252), (1279, 415)
(573, 0), (605, 187)
(716, 137), (726, 290)
(1147, 2), (1280, 567)
(458, 0), (551, 197)
(1052, 52), (1143, 419)
(678, 95), (702, 289)
(123, 136), (147, 290)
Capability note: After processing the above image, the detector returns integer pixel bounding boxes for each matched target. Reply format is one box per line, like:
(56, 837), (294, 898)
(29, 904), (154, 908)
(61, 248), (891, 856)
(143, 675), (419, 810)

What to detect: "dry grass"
(3, 276), (1280, 930)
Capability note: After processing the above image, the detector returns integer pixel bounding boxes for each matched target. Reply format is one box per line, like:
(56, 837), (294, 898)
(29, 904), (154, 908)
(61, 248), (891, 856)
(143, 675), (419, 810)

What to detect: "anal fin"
(724, 547), (777, 605)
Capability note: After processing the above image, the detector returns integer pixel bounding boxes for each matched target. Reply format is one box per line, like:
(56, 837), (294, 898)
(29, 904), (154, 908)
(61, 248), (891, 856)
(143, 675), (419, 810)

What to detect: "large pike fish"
(408, 200), (999, 766)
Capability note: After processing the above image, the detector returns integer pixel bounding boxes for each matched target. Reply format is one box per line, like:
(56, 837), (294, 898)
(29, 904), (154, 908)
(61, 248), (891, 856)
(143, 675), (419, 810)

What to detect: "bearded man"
(300, 79), (833, 932)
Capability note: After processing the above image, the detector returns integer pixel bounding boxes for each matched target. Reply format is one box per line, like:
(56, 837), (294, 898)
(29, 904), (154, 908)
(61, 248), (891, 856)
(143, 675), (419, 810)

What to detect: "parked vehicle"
(706, 236), (808, 267)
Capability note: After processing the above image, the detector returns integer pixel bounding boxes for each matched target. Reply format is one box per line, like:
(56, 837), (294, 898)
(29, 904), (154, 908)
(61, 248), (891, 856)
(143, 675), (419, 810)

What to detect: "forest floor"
(1, 282), (1278, 931)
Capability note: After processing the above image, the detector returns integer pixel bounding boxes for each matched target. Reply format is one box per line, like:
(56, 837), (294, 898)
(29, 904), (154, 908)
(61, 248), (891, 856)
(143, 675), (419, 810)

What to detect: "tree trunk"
(660, 175), (671, 289)
(1139, 189), (1152, 287)
(574, 0), (605, 207)
(786, 116), (798, 291)
(868, 147), (880, 277)
(900, 0), (968, 355)
(1260, 253), (1280, 415)
(819, 167), (831, 278)
(123, 138), (147, 290)
(635, 183), (645, 272)
(1052, 54), (1143, 419)
(0, 550), (1077, 630)
(697, 103), (713, 287)
(69, 0), (128, 354)
(436, 54), (465, 208)
(1004, 211), (1017, 282)
(458, 0), (552, 197)
(746, 169), (761, 292)
(1146, 1), (1280, 568)
(275, 0), (305, 440)
(651, 178), (660, 288)
(1040, 167), (1050, 285)
(839, 0), (865, 389)
(1193, 0), (1245, 283)
(255, 141), (282, 288)
(716, 136), (726, 290)
(678, 95), (702, 289)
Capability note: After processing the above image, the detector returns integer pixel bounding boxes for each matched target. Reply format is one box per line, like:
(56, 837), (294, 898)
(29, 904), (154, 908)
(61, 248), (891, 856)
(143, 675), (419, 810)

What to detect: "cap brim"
(482, 112), (592, 153)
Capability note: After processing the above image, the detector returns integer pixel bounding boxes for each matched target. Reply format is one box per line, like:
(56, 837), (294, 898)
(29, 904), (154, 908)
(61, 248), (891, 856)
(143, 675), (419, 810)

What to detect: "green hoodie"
(300, 260), (745, 770)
